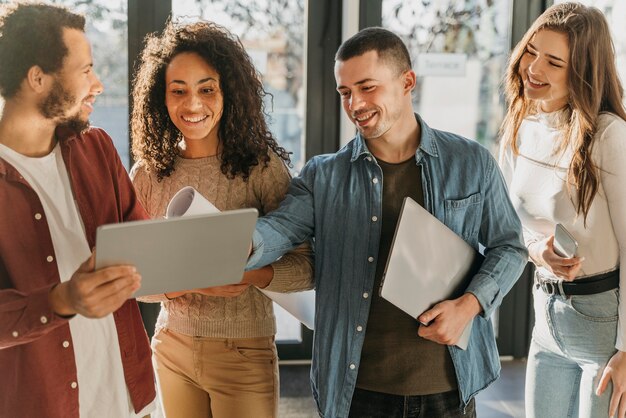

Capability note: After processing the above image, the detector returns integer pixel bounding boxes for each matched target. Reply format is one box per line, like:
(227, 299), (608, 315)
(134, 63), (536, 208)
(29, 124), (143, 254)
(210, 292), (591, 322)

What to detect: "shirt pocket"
(444, 192), (483, 247)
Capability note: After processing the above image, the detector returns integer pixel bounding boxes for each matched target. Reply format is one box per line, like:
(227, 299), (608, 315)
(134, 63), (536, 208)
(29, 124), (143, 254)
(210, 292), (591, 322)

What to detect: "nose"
(91, 71), (104, 96)
(348, 92), (365, 112)
(184, 93), (202, 111)
(527, 56), (544, 75)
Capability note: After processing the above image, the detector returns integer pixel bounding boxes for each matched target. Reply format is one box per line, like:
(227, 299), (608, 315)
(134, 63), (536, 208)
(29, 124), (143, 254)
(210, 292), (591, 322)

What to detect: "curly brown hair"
(131, 19), (291, 181)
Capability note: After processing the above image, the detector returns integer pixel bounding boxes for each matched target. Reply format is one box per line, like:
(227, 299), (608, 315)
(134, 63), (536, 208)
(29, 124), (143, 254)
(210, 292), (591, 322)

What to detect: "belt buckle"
(540, 280), (556, 295)
(539, 279), (565, 296)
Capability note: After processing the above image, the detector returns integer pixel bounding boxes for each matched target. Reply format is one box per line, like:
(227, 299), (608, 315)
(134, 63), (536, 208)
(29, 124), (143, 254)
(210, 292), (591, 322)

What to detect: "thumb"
(596, 367), (611, 396)
(546, 235), (555, 249)
(418, 305), (440, 325)
(79, 252), (96, 273)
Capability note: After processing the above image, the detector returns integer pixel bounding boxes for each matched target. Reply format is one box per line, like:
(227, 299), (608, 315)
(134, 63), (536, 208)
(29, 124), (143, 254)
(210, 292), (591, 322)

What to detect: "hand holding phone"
(553, 223), (578, 258)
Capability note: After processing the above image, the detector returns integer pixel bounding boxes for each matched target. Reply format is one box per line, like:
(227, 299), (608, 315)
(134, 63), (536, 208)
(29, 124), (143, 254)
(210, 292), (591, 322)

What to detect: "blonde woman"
(499, 3), (626, 417)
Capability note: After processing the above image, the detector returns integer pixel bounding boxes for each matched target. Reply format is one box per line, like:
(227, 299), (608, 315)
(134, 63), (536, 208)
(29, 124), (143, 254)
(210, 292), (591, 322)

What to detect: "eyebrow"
(168, 77), (219, 86)
(528, 42), (567, 63)
(336, 78), (377, 90)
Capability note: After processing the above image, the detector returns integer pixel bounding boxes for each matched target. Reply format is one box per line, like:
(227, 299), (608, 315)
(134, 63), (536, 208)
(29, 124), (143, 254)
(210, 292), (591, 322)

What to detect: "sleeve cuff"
(464, 273), (501, 318)
(246, 230), (264, 270)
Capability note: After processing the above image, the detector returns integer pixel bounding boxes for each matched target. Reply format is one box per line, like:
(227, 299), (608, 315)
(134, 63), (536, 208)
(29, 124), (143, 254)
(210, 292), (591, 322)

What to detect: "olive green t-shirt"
(355, 157), (457, 395)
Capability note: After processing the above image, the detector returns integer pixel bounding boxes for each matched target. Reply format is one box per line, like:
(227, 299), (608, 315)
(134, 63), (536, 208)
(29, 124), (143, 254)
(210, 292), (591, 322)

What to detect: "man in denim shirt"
(248, 28), (527, 418)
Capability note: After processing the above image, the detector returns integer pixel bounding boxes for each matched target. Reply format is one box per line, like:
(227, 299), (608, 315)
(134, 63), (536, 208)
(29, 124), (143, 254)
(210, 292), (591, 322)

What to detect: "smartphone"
(553, 223), (578, 258)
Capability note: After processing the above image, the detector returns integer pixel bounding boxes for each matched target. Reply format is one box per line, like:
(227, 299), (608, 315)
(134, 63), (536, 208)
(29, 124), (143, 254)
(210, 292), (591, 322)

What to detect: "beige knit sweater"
(130, 152), (313, 338)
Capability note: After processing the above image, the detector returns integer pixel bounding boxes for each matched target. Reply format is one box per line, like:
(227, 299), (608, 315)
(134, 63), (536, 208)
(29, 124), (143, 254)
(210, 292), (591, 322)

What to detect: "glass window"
(173, 0), (308, 342)
(382, 0), (513, 154)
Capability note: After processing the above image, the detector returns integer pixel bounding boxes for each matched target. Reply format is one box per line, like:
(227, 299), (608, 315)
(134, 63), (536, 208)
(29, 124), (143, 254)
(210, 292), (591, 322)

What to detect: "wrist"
(49, 283), (76, 317)
(460, 292), (482, 317)
(243, 266), (274, 289)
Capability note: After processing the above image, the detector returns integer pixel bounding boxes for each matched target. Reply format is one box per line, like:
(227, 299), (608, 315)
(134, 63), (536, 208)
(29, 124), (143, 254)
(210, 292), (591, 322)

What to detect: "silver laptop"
(380, 197), (483, 349)
(95, 209), (258, 297)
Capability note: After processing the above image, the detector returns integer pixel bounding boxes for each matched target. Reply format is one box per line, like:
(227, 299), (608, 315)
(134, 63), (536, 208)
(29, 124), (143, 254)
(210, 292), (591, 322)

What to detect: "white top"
(0, 142), (154, 417)
(499, 111), (626, 350)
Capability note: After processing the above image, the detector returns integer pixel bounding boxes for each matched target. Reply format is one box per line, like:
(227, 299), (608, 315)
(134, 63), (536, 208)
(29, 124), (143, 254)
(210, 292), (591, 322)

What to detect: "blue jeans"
(526, 283), (619, 418)
(348, 388), (475, 418)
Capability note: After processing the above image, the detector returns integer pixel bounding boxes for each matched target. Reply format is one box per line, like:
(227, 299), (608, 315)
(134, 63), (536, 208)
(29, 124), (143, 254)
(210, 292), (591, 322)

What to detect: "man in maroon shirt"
(0, 3), (155, 417)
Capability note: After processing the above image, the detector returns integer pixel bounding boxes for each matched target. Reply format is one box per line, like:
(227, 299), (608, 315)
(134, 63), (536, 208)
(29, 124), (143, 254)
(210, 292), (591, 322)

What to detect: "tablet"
(95, 209), (258, 297)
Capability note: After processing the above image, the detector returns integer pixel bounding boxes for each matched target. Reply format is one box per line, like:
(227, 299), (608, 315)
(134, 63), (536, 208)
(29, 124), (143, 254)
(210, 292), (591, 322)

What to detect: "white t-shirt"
(499, 111), (626, 350)
(0, 142), (154, 417)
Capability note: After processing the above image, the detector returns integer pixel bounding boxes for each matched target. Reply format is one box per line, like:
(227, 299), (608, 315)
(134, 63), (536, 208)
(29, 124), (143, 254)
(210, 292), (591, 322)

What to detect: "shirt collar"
(349, 113), (439, 163)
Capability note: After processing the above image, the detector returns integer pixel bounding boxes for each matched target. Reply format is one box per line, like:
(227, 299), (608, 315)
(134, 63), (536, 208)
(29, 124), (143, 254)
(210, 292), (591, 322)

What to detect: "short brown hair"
(335, 27), (411, 74)
(0, 2), (85, 99)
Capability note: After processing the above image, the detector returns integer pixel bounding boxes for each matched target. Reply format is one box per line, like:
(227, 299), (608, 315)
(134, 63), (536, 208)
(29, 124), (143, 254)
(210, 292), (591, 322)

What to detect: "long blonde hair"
(501, 2), (626, 223)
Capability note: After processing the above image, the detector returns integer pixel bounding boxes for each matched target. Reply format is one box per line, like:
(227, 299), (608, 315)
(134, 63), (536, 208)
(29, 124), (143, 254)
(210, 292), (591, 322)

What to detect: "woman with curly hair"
(499, 3), (626, 417)
(130, 20), (313, 418)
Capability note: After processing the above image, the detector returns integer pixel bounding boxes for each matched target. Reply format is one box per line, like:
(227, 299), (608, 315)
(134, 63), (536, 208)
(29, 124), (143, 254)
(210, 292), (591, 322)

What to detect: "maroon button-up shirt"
(0, 127), (155, 417)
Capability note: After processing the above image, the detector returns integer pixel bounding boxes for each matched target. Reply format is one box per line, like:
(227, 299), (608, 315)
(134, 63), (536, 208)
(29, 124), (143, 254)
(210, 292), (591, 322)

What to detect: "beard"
(39, 78), (90, 134)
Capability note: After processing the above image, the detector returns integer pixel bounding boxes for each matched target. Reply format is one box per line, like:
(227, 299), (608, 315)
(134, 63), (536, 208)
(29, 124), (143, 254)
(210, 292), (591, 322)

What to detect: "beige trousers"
(151, 328), (279, 418)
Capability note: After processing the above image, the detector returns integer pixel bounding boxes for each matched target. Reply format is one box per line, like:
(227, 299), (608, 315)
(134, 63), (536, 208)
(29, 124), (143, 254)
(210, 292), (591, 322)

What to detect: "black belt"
(536, 269), (619, 296)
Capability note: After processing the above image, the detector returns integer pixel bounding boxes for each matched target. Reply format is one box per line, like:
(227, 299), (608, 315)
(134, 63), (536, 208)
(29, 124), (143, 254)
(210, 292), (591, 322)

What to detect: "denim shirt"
(249, 114), (527, 418)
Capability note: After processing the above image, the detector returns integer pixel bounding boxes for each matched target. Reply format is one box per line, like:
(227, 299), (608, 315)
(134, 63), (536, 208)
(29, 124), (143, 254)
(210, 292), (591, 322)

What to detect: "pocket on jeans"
(232, 339), (277, 363)
(568, 289), (619, 322)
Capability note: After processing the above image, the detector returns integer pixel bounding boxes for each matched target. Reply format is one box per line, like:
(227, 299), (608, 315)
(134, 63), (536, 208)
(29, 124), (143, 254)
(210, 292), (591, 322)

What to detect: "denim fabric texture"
(248, 114), (528, 418)
(348, 388), (476, 418)
(525, 281), (619, 418)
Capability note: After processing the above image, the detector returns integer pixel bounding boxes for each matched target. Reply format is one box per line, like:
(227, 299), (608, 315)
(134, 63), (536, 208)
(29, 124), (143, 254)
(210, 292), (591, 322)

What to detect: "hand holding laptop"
(50, 252), (141, 318)
(380, 197), (484, 350)
(417, 293), (482, 347)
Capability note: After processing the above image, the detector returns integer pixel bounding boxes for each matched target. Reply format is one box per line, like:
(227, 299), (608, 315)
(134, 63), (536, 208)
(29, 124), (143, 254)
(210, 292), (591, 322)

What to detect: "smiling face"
(519, 29), (570, 113)
(335, 50), (414, 141)
(165, 52), (223, 146)
(39, 28), (103, 132)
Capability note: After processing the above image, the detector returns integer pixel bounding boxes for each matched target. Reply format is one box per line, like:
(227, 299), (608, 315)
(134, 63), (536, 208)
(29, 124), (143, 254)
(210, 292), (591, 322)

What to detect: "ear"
(25, 65), (50, 94)
(403, 69), (416, 94)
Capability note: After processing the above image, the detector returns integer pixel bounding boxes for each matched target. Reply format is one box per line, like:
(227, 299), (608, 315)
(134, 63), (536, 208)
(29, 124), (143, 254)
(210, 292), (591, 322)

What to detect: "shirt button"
(40, 316), (48, 324)
(372, 178), (379, 184)
(70, 381), (77, 389)
(356, 325), (363, 332)
(62, 341), (70, 348)
(46, 255), (54, 263)
(363, 292), (369, 299)
(365, 157), (372, 162)
(371, 216), (378, 222)
(12, 331), (18, 338)
(349, 363), (356, 370)
(368, 257), (374, 262)
(34, 213), (42, 220)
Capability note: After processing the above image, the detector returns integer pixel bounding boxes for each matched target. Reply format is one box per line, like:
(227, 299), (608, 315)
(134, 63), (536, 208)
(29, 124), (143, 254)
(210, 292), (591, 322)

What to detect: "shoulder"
(70, 127), (115, 152)
(306, 141), (354, 169)
(64, 127), (124, 169)
(597, 112), (626, 137)
(129, 159), (151, 183)
(594, 112), (626, 154)
(430, 127), (493, 162)
(252, 150), (291, 180)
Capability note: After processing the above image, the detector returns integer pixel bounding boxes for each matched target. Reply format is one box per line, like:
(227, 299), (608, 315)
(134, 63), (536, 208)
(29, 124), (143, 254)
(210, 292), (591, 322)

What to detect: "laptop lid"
(380, 197), (482, 349)
(95, 209), (258, 297)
